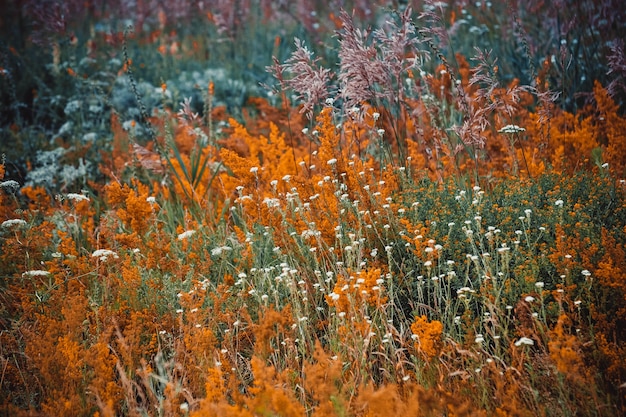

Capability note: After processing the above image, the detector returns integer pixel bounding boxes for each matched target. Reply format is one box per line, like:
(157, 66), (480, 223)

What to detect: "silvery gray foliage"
(172, 68), (227, 113)
(110, 67), (261, 124)
(168, 67), (260, 112)
(54, 88), (109, 143)
(25, 148), (92, 192)
(57, 121), (74, 137)
(82, 132), (98, 143)
(111, 76), (166, 120)
(64, 100), (83, 116)
(0, 180), (21, 193)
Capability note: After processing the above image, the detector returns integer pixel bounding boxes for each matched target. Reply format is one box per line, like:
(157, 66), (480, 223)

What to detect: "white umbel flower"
(91, 249), (119, 261)
(498, 124), (526, 134)
(177, 230), (196, 240)
(514, 337), (534, 347)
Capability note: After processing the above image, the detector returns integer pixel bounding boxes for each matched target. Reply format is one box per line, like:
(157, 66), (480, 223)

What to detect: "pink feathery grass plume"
(607, 38), (626, 103)
(337, 7), (425, 112)
(267, 38), (333, 119)
(336, 9), (389, 110)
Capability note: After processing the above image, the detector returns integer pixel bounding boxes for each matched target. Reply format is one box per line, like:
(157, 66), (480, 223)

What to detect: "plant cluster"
(1, 1), (626, 416)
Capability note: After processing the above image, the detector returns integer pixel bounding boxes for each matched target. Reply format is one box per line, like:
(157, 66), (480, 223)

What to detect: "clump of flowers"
(410, 315), (443, 360)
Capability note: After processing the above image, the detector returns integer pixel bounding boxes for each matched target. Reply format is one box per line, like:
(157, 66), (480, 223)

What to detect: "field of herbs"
(1, 1), (626, 416)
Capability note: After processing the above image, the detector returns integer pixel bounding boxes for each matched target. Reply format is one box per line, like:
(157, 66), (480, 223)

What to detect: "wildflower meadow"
(1, 1), (626, 416)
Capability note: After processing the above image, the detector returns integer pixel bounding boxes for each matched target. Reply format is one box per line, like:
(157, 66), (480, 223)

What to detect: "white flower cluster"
(22, 270), (50, 277)
(498, 124), (526, 134)
(91, 249), (119, 261)
(514, 337), (534, 347)
(177, 230), (196, 240)
(1, 219), (27, 229)
(0, 180), (20, 192)
(66, 193), (90, 202)
(211, 246), (233, 257)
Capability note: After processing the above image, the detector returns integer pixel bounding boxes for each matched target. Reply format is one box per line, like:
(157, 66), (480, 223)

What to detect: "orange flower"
(326, 268), (387, 315)
(410, 315), (443, 360)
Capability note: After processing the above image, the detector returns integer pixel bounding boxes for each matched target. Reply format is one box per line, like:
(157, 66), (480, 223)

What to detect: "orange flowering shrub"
(104, 180), (155, 236)
(548, 315), (586, 382)
(326, 268), (387, 315)
(592, 81), (626, 175)
(410, 315), (443, 360)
